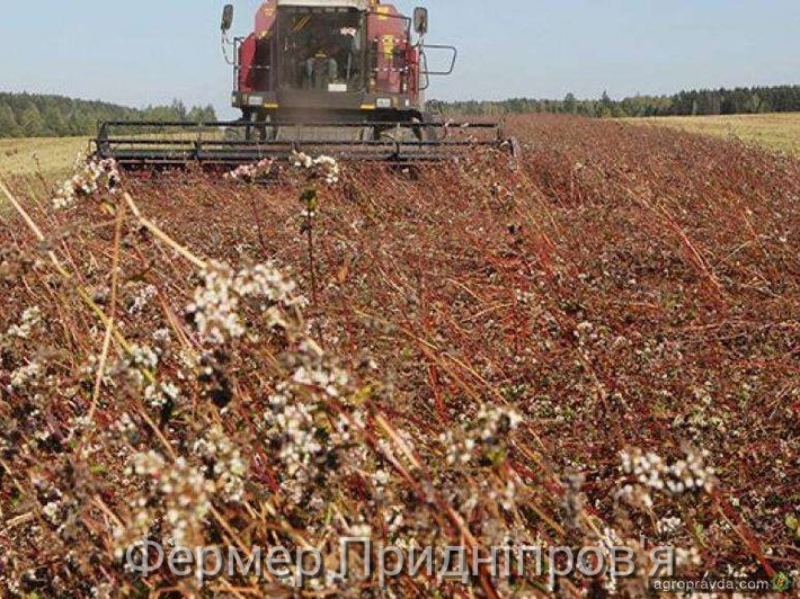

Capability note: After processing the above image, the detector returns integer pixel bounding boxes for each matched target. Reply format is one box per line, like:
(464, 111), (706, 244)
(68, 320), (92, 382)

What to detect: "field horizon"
(625, 112), (800, 156)
(3, 112), (800, 187)
(0, 136), (89, 181)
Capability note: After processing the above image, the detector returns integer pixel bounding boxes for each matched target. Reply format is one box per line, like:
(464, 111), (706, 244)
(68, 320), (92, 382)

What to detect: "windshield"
(278, 8), (366, 92)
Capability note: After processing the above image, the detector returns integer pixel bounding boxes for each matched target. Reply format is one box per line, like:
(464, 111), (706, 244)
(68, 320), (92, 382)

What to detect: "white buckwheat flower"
(7, 306), (42, 339)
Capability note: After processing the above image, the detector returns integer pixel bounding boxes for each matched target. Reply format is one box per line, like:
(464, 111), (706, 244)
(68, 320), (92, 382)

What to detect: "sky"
(1, 0), (798, 119)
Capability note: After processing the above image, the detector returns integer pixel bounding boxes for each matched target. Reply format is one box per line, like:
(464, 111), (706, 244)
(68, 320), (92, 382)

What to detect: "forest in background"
(3, 85), (800, 138)
(435, 85), (800, 118)
(0, 93), (217, 138)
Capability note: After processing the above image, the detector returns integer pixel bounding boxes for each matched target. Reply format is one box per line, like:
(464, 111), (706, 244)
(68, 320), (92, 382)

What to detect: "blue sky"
(1, 1), (798, 118)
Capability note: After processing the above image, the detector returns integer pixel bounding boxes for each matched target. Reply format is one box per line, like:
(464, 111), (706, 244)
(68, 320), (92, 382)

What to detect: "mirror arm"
(221, 33), (236, 66)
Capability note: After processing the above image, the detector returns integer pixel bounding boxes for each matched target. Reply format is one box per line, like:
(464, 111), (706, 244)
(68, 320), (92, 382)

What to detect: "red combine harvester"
(96, 0), (514, 168)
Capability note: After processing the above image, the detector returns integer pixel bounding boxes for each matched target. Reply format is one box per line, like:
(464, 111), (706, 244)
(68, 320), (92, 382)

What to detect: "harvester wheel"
(242, 111), (275, 142)
(422, 113), (440, 143)
(242, 109), (255, 141)
(257, 125), (276, 142)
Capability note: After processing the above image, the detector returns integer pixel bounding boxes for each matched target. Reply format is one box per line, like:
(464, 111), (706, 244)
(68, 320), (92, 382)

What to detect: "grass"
(624, 112), (800, 155)
(0, 130), (222, 190)
(0, 136), (89, 181)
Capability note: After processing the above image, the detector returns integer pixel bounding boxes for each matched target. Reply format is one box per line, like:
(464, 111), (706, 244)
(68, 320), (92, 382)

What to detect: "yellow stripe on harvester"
(381, 35), (396, 59)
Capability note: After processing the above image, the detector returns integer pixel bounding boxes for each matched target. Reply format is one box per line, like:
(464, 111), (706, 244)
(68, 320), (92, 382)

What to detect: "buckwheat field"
(0, 115), (798, 597)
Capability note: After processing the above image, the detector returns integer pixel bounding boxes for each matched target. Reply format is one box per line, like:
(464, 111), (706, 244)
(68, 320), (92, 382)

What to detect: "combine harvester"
(95, 0), (516, 169)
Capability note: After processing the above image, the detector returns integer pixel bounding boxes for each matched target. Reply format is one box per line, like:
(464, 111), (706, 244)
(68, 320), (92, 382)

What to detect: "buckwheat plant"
(119, 451), (214, 550)
(224, 158), (274, 182)
(299, 187), (320, 303)
(186, 260), (303, 345)
(192, 425), (247, 503)
(6, 306), (42, 339)
(442, 406), (522, 466)
(292, 153), (340, 303)
(293, 151), (340, 186)
(618, 446), (716, 509)
(260, 339), (356, 506)
(52, 154), (120, 210)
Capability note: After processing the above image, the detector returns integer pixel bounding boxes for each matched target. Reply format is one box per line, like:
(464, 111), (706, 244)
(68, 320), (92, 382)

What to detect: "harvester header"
(95, 1), (514, 168)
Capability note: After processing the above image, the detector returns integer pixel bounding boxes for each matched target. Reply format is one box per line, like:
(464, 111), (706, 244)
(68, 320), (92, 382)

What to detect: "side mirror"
(221, 4), (234, 32)
(413, 7), (428, 35)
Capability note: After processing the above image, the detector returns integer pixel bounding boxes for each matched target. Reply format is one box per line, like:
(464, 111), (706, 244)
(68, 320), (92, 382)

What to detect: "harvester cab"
(95, 0), (514, 169)
(226, 1), (442, 131)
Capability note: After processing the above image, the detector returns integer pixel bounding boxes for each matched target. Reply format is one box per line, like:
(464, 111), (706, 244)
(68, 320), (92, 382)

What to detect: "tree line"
(0, 93), (218, 138)
(434, 85), (800, 118)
